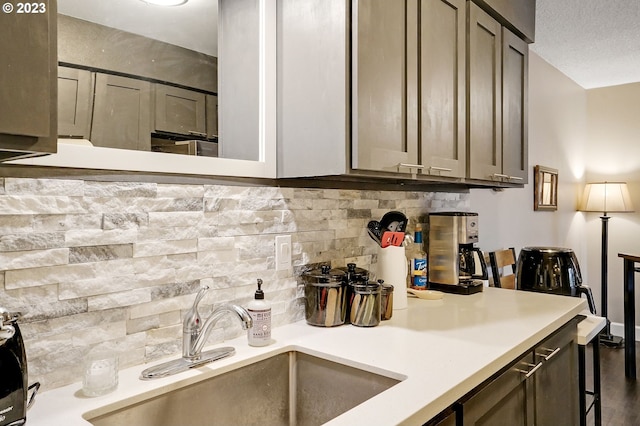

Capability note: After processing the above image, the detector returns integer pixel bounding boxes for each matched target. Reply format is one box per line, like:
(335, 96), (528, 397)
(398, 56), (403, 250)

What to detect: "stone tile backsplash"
(0, 177), (469, 390)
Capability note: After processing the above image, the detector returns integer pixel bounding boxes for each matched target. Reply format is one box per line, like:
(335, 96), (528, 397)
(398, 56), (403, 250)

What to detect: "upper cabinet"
(468, 3), (528, 183)
(279, 0), (533, 186)
(0, 0), (57, 161)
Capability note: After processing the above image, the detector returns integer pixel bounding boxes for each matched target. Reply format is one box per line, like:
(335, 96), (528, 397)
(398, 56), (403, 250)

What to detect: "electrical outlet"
(275, 235), (292, 270)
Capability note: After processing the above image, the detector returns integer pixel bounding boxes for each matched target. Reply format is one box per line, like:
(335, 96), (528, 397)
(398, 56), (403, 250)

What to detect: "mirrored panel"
(12, 0), (275, 179)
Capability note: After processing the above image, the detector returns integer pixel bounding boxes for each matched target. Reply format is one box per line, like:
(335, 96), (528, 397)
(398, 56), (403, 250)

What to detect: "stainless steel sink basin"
(84, 350), (402, 426)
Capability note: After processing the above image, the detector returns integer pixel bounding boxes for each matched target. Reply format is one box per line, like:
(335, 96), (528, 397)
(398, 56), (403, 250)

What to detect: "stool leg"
(593, 336), (602, 426)
(579, 343), (586, 426)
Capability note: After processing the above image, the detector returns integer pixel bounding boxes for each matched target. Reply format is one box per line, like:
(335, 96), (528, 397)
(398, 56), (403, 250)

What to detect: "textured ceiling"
(531, 0), (640, 89)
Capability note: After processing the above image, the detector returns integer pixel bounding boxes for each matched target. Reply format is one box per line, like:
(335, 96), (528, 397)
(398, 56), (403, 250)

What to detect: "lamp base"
(599, 332), (624, 348)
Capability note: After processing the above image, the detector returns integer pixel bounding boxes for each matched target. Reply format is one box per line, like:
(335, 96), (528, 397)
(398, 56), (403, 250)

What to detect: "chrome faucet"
(182, 286), (253, 361)
(140, 286), (252, 380)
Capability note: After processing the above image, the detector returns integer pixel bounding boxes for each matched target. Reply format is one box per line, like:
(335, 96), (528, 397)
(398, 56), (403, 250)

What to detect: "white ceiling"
(57, 0), (218, 56)
(531, 0), (640, 89)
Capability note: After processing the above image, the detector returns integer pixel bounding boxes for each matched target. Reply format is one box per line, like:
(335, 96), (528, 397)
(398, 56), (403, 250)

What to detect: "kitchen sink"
(83, 350), (402, 426)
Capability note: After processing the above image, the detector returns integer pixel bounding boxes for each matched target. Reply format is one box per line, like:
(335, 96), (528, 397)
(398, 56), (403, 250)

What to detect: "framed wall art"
(534, 165), (558, 211)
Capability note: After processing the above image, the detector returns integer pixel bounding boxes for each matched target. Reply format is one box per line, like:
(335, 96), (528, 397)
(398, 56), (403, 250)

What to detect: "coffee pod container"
(302, 265), (347, 327)
(336, 263), (369, 323)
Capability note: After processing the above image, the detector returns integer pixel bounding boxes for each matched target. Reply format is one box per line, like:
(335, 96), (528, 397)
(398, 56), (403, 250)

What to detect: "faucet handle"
(183, 286), (210, 333)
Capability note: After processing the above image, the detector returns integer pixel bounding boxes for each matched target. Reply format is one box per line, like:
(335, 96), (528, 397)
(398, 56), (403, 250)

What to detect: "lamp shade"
(579, 182), (634, 214)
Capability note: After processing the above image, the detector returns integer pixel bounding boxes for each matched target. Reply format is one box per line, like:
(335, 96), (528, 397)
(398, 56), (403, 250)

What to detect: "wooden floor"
(585, 341), (640, 426)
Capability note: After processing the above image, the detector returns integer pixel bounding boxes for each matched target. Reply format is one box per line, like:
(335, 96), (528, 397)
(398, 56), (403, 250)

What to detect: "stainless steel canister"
(350, 281), (382, 327)
(380, 282), (394, 320)
(302, 265), (347, 327)
(336, 263), (369, 324)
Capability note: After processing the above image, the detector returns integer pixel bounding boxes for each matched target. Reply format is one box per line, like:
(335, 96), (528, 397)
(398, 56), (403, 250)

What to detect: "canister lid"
(336, 262), (369, 284)
(302, 264), (346, 286)
(353, 281), (382, 294)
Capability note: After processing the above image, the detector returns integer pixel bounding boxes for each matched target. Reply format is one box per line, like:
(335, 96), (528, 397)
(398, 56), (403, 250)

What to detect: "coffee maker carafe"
(428, 212), (488, 294)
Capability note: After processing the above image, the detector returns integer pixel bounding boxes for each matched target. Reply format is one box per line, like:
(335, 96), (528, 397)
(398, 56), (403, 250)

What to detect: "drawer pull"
(537, 347), (561, 361)
(492, 173), (508, 180)
(516, 361), (543, 378)
(508, 176), (524, 181)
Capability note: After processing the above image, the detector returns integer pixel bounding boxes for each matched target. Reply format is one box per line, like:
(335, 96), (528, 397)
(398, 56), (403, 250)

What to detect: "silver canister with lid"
(336, 263), (370, 324)
(302, 265), (347, 327)
(350, 280), (382, 327)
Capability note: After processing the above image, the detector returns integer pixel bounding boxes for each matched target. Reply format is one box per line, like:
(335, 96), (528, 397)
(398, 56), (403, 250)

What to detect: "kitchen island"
(27, 287), (585, 425)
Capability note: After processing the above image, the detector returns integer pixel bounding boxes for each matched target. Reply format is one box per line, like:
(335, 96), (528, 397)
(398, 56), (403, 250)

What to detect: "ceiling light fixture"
(140, 0), (188, 6)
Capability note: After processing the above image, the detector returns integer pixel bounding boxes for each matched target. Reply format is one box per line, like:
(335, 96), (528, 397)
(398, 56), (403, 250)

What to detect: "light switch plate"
(275, 235), (292, 270)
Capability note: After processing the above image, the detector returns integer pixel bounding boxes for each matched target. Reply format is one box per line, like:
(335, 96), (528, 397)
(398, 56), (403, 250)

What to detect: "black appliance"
(516, 247), (596, 314)
(0, 309), (39, 426)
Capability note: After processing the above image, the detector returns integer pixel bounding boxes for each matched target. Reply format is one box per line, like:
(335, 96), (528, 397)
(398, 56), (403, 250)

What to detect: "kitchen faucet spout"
(183, 286), (252, 361)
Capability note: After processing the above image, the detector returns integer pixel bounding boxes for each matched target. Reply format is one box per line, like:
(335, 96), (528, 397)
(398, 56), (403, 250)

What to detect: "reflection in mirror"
(55, 0), (259, 162)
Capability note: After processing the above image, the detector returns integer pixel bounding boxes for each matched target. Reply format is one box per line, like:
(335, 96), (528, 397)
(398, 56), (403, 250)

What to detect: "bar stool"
(577, 314), (606, 426)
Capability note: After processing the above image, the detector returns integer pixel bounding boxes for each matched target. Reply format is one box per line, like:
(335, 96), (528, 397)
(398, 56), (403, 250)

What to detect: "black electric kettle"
(516, 247), (596, 314)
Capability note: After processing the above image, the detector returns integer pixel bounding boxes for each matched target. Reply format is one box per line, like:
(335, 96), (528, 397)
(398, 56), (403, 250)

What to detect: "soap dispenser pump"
(247, 279), (271, 346)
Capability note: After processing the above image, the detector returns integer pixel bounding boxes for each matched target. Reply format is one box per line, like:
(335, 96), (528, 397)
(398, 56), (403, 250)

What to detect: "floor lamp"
(579, 182), (634, 347)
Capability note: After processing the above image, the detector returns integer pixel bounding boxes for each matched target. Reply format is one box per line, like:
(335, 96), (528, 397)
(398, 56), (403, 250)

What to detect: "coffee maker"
(1, 309), (39, 426)
(428, 212), (488, 294)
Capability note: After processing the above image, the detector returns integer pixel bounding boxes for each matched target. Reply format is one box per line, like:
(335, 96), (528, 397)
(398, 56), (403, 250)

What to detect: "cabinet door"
(533, 322), (579, 425)
(420, 0), (466, 178)
(154, 84), (207, 137)
(91, 73), (151, 151)
(58, 67), (94, 138)
(502, 29), (529, 184)
(0, 0), (57, 159)
(467, 3), (502, 181)
(206, 94), (218, 140)
(461, 352), (533, 425)
(352, 0), (419, 173)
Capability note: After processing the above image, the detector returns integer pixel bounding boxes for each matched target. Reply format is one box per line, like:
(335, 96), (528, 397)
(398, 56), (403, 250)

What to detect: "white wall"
(584, 83), (640, 325)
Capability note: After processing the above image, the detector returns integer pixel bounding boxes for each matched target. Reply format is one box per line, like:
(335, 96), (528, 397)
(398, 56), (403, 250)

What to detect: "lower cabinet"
(427, 319), (579, 425)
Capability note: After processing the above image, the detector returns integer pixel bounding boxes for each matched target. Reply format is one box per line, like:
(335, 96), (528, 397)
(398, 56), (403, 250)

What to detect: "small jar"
(350, 281), (381, 327)
(380, 282), (394, 321)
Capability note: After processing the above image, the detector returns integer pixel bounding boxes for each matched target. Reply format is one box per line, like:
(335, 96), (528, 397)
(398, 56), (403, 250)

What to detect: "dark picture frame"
(534, 165), (558, 211)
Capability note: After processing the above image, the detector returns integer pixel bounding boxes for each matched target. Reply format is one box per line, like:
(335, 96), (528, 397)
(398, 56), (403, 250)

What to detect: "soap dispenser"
(247, 279), (271, 346)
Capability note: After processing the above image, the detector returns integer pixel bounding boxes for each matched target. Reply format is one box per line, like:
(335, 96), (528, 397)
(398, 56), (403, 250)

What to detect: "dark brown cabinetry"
(467, 2), (529, 184)
(0, 0), (57, 160)
(353, 0), (467, 178)
(458, 320), (579, 425)
(91, 73), (151, 151)
(58, 67), (94, 139)
(154, 85), (207, 137)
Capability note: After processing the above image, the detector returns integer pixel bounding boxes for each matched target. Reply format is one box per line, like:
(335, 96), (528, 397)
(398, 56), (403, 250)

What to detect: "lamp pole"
(600, 213), (623, 346)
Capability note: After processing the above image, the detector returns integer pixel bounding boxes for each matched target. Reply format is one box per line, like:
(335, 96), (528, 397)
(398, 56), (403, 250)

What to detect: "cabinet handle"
(188, 131), (208, 138)
(397, 163), (424, 170)
(537, 347), (561, 361)
(508, 176), (524, 181)
(516, 361), (543, 378)
(397, 163), (424, 179)
(429, 166), (453, 175)
(492, 173), (509, 180)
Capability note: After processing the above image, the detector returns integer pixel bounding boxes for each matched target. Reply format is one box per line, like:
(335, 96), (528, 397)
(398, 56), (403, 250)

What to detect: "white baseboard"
(610, 322), (640, 342)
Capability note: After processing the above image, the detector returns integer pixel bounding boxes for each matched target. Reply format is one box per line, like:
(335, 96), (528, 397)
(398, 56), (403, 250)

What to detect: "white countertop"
(27, 287), (586, 426)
